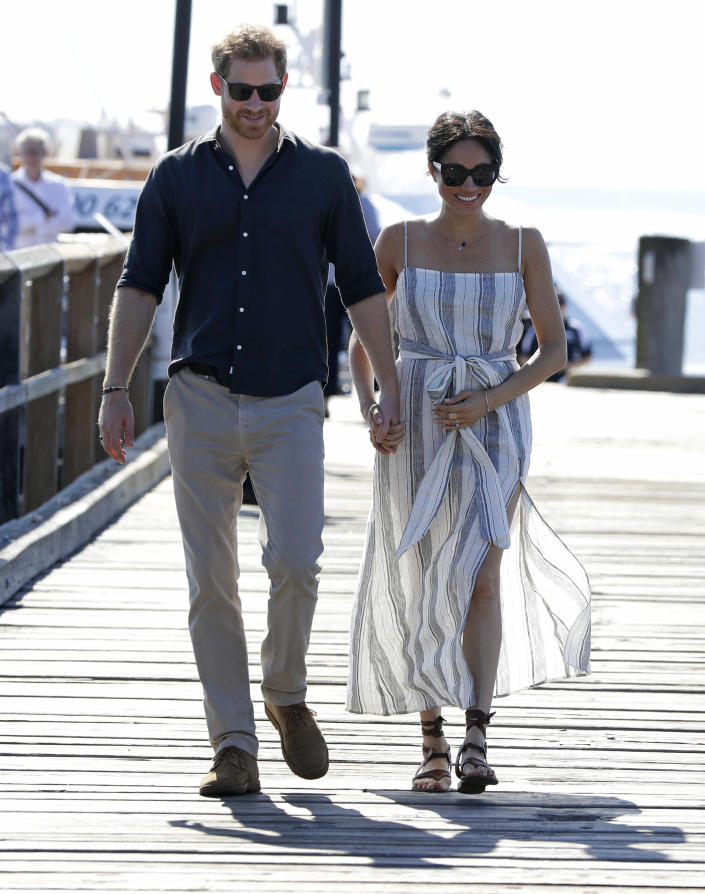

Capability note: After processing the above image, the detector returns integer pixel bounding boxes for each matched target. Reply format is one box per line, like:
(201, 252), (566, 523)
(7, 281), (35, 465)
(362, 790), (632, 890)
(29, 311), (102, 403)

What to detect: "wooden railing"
(0, 239), (151, 524)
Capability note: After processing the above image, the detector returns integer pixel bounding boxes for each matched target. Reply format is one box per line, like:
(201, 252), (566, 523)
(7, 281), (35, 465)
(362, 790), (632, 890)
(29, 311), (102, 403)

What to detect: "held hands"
(432, 389), (491, 431)
(365, 393), (405, 455)
(98, 392), (135, 464)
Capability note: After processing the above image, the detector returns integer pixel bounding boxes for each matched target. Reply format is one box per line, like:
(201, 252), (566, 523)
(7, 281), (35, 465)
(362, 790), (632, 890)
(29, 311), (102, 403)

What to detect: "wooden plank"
(1, 857), (704, 886)
(0, 738), (702, 763)
(0, 883), (700, 894)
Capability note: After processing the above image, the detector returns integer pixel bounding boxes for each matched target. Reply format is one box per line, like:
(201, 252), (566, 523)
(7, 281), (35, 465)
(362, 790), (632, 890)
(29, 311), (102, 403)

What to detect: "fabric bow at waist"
(396, 338), (517, 559)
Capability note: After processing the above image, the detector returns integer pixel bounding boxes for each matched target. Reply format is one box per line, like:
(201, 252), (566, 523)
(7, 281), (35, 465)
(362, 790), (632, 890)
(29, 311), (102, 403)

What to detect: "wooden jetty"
(0, 383), (703, 892)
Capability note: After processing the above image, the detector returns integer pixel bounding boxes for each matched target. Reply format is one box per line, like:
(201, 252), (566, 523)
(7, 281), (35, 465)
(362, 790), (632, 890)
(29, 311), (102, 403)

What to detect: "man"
(98, 24), (400, 797)
(0, 162), (18, 251)
(519, 291), (592, 381)
(11, 128), (75, 248)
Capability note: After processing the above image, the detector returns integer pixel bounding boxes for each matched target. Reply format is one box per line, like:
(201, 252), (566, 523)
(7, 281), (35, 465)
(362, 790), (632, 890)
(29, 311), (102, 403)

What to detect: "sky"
(2, 0), (705, 192)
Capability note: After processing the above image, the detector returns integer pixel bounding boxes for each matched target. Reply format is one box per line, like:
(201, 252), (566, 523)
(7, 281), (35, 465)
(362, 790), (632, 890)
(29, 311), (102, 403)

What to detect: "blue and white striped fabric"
(346, 233), (591, 716)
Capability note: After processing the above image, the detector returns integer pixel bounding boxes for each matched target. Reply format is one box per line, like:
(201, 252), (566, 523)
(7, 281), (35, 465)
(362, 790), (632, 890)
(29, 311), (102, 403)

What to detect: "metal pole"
(167, 0), (192, 151)
(324, 0), (342, 146)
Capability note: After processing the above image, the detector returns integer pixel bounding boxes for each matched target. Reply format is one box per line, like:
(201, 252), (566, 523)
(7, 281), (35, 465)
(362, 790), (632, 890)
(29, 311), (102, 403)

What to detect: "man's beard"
(222, 103), (276, 140)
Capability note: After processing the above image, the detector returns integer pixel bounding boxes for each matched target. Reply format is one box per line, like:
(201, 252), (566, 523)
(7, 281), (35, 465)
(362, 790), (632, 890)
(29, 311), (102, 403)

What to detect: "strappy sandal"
(411, 715), (452, 793)
(455, 708), (499, 794)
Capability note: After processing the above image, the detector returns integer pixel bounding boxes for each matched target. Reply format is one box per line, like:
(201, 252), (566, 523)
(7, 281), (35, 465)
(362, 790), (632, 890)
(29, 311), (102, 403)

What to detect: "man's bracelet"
(484, 390), (491, 415)
(102, 385), (129, 395)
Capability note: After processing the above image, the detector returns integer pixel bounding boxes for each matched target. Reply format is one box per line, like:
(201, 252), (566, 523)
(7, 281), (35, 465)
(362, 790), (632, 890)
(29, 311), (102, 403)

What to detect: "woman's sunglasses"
(218, 75), (284, 102)
(432, 161), (499, 188)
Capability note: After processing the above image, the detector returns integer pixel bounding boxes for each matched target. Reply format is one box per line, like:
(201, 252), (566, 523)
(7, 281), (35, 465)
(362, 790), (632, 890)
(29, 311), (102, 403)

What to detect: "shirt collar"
(205, 122), (297, 155)
(274, 123), (296, 150)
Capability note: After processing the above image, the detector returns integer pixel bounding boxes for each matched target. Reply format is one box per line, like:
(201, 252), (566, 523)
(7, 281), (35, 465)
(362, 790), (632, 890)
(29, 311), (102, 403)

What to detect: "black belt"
(184, 363), (230, 388)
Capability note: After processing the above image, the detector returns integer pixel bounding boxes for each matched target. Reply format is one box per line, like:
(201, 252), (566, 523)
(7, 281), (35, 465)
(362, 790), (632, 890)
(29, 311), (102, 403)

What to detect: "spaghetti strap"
(517, 226), (523, 271)
(403, 220), (408, 269)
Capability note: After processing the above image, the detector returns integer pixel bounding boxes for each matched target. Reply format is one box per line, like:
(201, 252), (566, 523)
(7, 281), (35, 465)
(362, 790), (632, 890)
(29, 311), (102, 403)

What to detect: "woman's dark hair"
(426, 110), (507, 182)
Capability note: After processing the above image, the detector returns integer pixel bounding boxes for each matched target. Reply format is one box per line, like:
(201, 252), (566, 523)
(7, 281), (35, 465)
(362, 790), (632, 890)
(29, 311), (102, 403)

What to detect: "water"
(371, 182), (705, 373)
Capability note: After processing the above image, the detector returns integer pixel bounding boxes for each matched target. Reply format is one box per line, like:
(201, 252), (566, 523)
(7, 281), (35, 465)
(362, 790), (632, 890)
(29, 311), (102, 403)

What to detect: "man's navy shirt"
(117, 125), (384, 396)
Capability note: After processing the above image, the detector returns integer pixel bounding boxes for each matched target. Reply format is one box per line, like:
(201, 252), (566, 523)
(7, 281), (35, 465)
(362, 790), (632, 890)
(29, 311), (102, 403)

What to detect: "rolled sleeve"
(117, 163), (176, 303)
(338, 270), (387, 308)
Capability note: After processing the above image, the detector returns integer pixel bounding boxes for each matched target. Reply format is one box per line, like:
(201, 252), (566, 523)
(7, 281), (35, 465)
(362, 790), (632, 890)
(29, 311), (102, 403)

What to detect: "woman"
(346, 111), (591, 794)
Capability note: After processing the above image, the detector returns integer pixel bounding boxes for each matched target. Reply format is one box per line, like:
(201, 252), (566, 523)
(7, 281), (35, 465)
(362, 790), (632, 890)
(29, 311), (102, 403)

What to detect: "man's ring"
(455, 420), (460, 427)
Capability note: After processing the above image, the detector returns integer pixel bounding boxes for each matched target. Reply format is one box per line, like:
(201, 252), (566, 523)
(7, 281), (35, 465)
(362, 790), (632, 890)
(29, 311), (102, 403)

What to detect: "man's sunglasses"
(432, 161), (499, 188)
(217, 75), (284, 102)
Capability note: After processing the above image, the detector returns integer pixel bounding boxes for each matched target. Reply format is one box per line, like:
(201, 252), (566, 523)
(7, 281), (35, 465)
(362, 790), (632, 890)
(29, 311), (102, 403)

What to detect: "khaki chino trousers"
(163, 368), (325, 758)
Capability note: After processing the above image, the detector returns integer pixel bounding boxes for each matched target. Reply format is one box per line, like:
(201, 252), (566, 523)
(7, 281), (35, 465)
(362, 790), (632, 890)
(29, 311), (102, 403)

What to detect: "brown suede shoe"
(264, 701), (329, 779)
(199, 745), (261, 797)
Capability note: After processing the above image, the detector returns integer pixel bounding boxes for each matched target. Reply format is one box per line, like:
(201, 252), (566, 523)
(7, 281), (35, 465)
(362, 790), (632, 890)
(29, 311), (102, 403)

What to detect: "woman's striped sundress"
(346, 224), (591, 716)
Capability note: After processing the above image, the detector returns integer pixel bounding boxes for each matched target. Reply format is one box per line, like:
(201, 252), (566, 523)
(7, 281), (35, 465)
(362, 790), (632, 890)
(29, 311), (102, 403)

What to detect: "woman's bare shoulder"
(377, 218), (435, 260)
(520, 224), (549, 258)
(375, 221), (404, 259)
(494, 220), (547, 253)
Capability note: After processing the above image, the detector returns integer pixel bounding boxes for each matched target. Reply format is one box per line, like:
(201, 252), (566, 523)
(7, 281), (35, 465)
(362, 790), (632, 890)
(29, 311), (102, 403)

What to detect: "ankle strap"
(464, 709), (494, 735)
(420, 715), (446, 738)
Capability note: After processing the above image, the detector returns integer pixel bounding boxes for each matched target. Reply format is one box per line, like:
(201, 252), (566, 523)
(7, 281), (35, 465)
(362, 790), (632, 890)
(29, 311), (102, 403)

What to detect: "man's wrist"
(360, 397), (377, 419)
(102, 384), (129, 395)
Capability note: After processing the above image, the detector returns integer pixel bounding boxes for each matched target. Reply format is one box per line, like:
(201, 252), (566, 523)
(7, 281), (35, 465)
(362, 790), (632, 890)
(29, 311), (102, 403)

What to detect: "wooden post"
(0, 254), (22, 523)
(20, 248), (64, 512)
(96, 248), (125, 348)
(636, 236), (691, 376)
(61, 246), (100, 485)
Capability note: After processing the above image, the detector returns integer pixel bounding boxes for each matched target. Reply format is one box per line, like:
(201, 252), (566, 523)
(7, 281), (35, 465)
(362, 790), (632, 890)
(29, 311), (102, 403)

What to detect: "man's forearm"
(104, 286), (158, 386)
(349, 331), (377, 418)
(347, 293), (398, 394)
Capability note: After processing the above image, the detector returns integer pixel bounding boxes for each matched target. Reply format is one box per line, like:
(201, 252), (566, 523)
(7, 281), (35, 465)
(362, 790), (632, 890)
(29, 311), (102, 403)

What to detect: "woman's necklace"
(436, 220), (485, 252)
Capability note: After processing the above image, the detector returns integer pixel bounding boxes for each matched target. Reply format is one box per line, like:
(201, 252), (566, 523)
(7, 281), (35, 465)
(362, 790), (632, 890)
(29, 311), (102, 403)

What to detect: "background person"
(11, 127), (75, 248)
(0, 163), (18, 251)
(346, 110), (591, 795)
(518, 290), (592, 380)
(98, 24), (399, 799)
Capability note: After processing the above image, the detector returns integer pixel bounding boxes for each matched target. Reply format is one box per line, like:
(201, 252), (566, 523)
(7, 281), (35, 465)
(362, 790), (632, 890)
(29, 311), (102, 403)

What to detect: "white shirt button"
(243, 194), (249, 200)
(243, 232), (248, 237)
(241, 270), (247, 276)
(236, 345), (242, 350)
(239, 307), (244, 312)
(228, 165), (233, 171)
